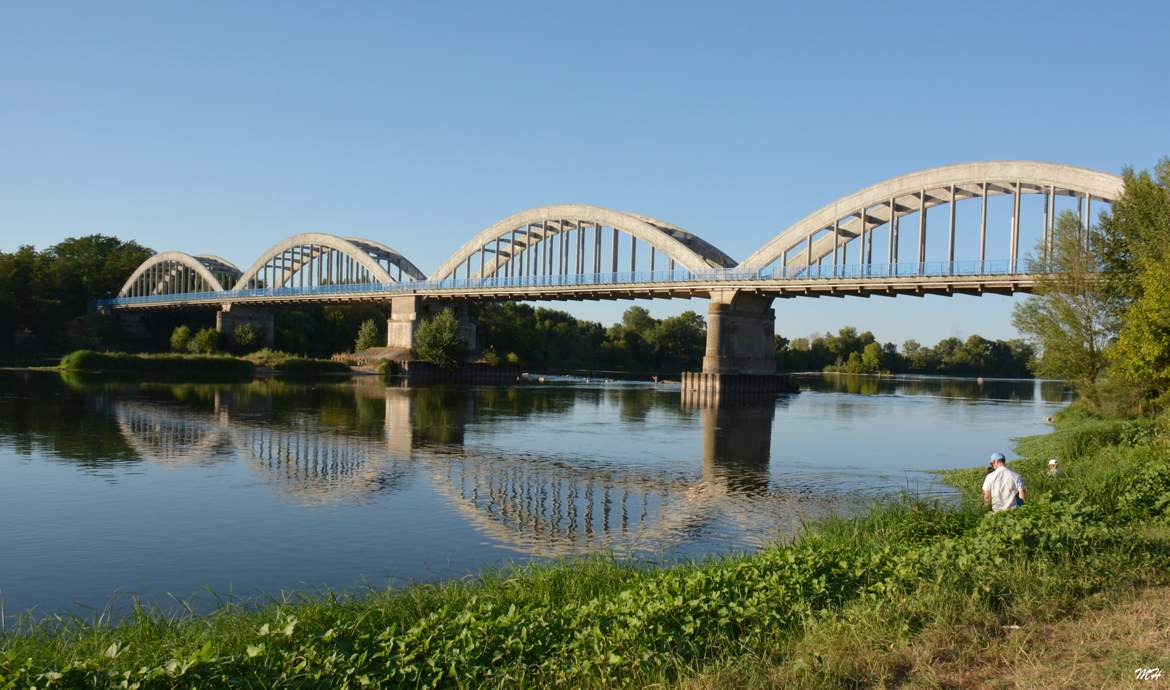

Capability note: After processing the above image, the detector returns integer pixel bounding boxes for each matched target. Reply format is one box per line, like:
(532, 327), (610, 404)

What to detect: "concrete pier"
(701, 290), (777, 376)
(216, 305), (275, 347)
(682, 289), (797, 401)
(386, 295), (476, 353)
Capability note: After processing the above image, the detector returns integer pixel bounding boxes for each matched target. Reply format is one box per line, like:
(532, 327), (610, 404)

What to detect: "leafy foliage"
(777, 326), (1034, 376)
(1012, 211), (1119, 390)
(188, 328), (219, 355)
(414, 308), (466, 368)
(271, 305), (387, 358)
(231, 324), (260, 353)
(475, 303), (706, 373)
(169, 325), (193, 353)
(1009, 158), (1170, 415)
(57, 350), (253, 380)
(0, 235), (153, 355)
(1105, 159), (1170, 394)
(353, 319), (381, 352)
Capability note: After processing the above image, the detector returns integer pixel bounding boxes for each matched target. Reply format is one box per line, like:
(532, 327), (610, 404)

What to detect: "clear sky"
(1, 1), (1167, 344)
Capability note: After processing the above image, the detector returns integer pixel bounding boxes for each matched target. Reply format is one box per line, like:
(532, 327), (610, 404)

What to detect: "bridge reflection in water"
(106, 379), (861, 557)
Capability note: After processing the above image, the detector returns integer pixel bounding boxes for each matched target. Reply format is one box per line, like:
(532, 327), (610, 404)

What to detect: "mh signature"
(1137, 668), (1164, 681)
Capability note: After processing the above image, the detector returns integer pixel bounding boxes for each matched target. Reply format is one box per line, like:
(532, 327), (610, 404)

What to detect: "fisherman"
(1047, 458), (1062, 477)
(982, 452), (1026, 511)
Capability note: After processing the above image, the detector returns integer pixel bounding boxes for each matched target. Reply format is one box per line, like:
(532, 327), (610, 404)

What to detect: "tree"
(232, 324), (260, 353)
(860, 342), (883, 373)
(653, 310), (706, 371)
(170, 325), (193, 352)
(354, 318), (381, 351)
(1102, 159), (1170, 394)
(188, 327), (219, 354)
(415, 308), (466, 368)
(1011, 211), (1119, 392)
(622, 306), (656, 334)
(0, 235), (152, 353)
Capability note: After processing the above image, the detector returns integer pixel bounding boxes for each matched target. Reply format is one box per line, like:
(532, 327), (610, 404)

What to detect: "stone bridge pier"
(216, 304), (275, 347)
(386, 295), (477, 354)
(682, 289), (795, 398)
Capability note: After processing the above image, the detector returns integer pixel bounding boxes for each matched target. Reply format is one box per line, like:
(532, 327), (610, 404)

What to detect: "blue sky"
(1, 1), (1166, 344)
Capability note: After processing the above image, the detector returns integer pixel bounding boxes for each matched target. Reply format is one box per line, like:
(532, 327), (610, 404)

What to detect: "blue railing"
(98, 259), (1021, 307)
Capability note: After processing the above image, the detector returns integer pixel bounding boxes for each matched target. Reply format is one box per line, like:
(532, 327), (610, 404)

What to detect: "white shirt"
(982, 466), (1025, 512)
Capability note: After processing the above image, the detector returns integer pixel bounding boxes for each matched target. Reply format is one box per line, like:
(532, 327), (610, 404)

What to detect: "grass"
(3, 407), (1169, 688)
(57, 350), (254, 381)
(244, 349), (353, 376)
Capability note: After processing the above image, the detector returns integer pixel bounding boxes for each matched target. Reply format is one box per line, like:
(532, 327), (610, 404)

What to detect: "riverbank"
(1, 406), (1166, 688)
(58, 350), (255, 380)
(56, 349), (353, 380)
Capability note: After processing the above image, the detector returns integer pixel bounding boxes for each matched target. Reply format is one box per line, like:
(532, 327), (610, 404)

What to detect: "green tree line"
(777, 327), (1035, 377)
(474, 303), (707, 373)
(0, 235), (153, 357)
(475, 302), (1034, 377)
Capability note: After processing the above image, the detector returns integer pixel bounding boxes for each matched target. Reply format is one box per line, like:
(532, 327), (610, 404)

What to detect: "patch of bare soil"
(903, 586), (1170, 689)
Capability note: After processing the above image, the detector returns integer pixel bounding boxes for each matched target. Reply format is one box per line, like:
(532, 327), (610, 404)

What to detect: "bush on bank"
(3, 409), (1169, 689)
(57, 350), (254, 381)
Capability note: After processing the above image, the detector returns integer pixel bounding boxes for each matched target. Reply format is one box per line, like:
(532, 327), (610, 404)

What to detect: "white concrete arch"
(118, 251), (242, 297)
(432, 204), (737, 281)
(232, 233), (405, 291)
(342, 237), (427, 280)
(738, 160), (1125, 271)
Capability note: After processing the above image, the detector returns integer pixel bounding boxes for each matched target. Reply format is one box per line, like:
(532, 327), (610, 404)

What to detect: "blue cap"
(989, 452), (1006, 464)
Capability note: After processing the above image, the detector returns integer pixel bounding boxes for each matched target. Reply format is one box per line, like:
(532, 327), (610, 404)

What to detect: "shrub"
(354, 319), (381, 352)
(415, 308), (466, 369)
(244, 348), (294, 368)
(188, 328), (219, 354)
(232, 323), (260, 353)
(169, 325), (193, 352)
(505, 351), (521, 365)
(483, 348), (501, 366)
(378, 359), (403, 376)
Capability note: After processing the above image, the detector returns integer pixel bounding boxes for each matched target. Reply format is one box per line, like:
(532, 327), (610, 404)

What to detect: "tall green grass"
(58, 350), (254, 381)
(3, 408), (1169, 688)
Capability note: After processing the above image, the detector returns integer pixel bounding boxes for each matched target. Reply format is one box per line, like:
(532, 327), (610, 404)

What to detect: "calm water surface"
(0, 371), (1070, 618)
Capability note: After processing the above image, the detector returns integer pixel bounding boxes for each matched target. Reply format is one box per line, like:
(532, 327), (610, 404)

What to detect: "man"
(1047, 458), (1062, 477)
(982, 452), (1026, 512)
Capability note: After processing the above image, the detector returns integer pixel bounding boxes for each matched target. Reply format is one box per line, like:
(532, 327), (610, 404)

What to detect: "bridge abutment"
(386, 295), (477, 354)
(216, 305), (275, 347)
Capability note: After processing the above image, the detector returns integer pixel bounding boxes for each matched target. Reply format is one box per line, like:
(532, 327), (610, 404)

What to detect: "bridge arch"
(738, 161), (1125, 275)
(118, 252), (242, 298)
(232, 233), (426, 291)
(432, 204), (736, 282)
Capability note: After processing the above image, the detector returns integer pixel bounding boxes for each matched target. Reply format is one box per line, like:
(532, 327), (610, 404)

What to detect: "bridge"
(99, 161), (1123, 383)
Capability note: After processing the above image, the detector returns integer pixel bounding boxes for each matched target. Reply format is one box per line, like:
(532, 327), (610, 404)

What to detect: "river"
(0, 371), (1070, 619)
